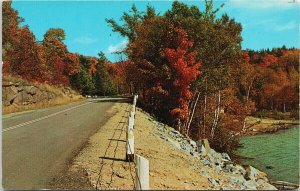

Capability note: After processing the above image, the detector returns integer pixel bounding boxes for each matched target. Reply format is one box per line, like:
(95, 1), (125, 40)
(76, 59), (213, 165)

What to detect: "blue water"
(237, 126), (299, 184)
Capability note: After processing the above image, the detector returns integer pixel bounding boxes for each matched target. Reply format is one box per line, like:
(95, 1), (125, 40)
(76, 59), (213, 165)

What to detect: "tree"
(93, 52), (117, 96)
(43, 28), (80, 85)
(107, 61), (131, 95)
(2, 1), (24, 73)
(11, 27), (47, 82)
(165, 28), (201, 132)
(70, 67), (94, 95)
(106, 4), (146, 43)
(44, 28), (66, 41)
(261, 54), (278, 67)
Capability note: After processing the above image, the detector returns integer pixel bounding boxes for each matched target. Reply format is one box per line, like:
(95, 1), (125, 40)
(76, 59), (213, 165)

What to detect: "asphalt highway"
(2, 98), (123, 189)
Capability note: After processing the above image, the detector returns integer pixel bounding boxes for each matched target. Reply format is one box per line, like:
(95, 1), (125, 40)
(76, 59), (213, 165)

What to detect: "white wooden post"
(130, 108), (135, 118)
(133, 95), (137, 106)
(131, 105), (136, 116)
(126, 116), (134, 161)
(135, 154), (149, 190)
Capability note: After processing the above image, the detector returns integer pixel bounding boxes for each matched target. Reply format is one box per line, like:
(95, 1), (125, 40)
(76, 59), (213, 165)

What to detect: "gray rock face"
(2, 80), (79, 107)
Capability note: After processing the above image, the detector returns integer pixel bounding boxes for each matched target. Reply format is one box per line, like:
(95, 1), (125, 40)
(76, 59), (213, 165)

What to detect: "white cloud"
(73, 36), (98, 45)
(273, 21), (298, 31)
(244, 19), (298, 31)
(227, 0), (299, 10)
(107, 40), (128, 53)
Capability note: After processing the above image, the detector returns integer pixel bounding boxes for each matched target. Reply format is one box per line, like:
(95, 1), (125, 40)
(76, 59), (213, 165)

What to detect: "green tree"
(93, 52), (117, 96)
(70, 67), (94, 95)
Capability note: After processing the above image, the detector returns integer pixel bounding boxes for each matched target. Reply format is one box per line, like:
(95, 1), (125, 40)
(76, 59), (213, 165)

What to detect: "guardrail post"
(131, 106), (135, 118)
(135, 154), (149, 190)
(126, 116), (134, 162)
(133, 95), (137, 106)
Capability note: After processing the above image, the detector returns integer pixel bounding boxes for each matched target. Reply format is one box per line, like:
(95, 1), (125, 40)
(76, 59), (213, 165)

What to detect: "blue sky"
(12, 0), (299, 62)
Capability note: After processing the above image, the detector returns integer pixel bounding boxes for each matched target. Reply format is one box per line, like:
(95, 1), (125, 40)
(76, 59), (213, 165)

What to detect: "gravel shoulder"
(71, 103), (209, 189)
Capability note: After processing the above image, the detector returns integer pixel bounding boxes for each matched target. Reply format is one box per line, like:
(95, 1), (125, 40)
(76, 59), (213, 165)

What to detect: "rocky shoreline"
(145, 111), (278, 190)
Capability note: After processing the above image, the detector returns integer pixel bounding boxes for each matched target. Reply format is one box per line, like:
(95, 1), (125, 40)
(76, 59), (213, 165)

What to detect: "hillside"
(58, 103), (277, 190)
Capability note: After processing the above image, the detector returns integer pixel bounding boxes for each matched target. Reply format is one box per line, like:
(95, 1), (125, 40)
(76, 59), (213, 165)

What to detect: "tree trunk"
(178, 119), (181, 133)
(211, 90), (221, 139)
(242, 83), (252, 132)
(186, 92), (200, 137)
(202, 78), (208, 138)
(184, 99), (193, 131)
(271, 94), (274, 111)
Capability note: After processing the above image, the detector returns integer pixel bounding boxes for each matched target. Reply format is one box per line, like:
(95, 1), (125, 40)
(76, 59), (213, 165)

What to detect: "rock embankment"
(2, 78), (82, 113)
(147, 113), (277, 190)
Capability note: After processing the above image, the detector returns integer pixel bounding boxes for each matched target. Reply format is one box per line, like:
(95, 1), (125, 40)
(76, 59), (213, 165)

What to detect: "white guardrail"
(126, 95), (150, 190)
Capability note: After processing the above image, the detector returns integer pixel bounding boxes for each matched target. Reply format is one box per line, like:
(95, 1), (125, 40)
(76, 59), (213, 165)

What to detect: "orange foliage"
(165, 28), (201, 122)
(260, 54), (278, 67)
(88, 57), (98, 76)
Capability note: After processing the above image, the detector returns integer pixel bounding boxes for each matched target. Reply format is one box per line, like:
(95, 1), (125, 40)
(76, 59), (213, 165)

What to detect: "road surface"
(2, 98), (125, 189)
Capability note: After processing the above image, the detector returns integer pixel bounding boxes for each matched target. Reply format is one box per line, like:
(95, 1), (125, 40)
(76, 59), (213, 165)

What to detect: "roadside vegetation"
(2, 2), (117, 97)
(104, 1), (299, 155)
(2, 1), (298, 155)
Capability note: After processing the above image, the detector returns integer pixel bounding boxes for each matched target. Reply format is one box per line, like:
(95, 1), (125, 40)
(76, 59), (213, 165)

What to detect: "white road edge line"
(2, 102), (92, 133)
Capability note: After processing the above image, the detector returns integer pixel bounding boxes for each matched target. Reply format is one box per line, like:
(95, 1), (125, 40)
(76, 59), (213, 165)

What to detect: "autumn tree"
(70, 55), (95, 95)
(107, 0), (248, 155)
(247, 48), (299, 113)
(11, 27), (47, 82)
(107, 61), (131, 95)
(165, 28), (201, 132)
(2, 1), (24, 73)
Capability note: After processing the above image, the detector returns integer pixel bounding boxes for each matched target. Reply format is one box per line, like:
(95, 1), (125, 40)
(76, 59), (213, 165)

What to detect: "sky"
(12, 0), (299, 62)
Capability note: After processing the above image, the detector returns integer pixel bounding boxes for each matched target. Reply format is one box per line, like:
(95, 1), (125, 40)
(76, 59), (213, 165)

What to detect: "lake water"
(237, 126), (299, 184)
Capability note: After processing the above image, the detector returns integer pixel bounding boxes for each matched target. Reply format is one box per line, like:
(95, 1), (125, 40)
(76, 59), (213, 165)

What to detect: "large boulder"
(24, 86), (38, 95)
(196, 139), (211, 153)
(244, 165), (268, 181)
(3, 86), (19, 106)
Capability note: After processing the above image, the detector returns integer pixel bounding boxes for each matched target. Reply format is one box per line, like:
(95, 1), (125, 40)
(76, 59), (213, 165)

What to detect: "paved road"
(2, 98), (124, 190)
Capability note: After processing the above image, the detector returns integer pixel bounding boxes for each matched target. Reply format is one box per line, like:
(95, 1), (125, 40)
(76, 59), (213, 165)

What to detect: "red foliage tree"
(107, 61), (131, 94)
(9, 27), (47, 82)
(261, 54), (278, 67)
(165, 28), (201, 124)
